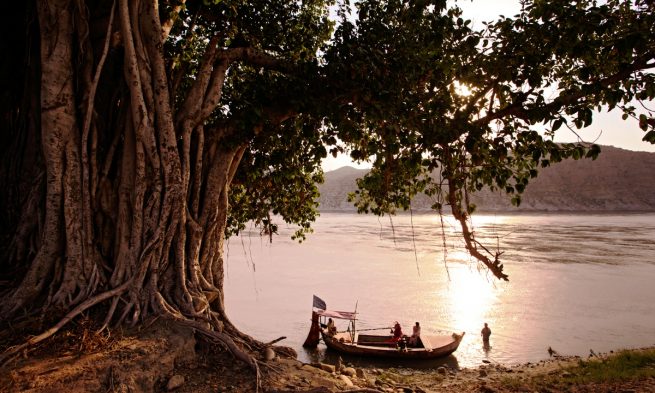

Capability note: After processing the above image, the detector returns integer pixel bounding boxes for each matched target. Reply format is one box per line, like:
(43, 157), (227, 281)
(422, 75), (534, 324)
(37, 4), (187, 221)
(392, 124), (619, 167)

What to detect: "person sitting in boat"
(391, 322), (403, 342)
(326, 318), (337, 336)
(409, 322), (421, 346)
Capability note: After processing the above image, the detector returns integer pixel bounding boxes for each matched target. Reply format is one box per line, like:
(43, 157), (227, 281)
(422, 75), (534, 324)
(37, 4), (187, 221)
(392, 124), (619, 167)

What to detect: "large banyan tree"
(1, 0), (654, 373)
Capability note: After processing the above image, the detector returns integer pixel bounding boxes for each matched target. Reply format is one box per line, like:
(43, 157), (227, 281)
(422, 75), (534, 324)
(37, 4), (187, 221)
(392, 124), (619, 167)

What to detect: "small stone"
(341, 367), (356, 377)
(264, 347), (276, 361)
(320, 363), (336, 373)
(437, 366), (448, 375)
(482, 359), (491, 364)
(356, 368), (365, 378)
(167, 375), (185, 391)
(339, 375), (354, 387)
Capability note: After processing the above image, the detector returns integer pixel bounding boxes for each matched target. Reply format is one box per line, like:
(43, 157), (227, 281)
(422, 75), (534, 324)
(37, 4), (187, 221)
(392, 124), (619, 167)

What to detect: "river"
(224, 212), (655, 369)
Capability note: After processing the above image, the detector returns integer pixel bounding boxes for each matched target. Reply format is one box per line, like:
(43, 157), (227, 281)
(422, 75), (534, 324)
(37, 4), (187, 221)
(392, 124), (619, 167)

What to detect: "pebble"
(437, 366), (448, 375)
(339, 374), (354, 387)
(166, 375), (185, 391)
(341, 367), (356, 377)
(320, 363), (336, 373)
(264, 347), (276, 361)
(356, 368), (365, 378)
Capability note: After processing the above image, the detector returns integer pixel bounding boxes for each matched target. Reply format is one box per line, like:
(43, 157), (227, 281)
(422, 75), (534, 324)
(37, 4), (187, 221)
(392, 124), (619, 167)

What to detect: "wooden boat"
(305, 305), (465, 360)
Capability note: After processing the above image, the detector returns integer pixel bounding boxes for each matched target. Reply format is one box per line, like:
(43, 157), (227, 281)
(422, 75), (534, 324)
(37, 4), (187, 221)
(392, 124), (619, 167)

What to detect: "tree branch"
(161, 0), (186, 41)
(475, 55), (655, 126)
(223, 47), (293, 73)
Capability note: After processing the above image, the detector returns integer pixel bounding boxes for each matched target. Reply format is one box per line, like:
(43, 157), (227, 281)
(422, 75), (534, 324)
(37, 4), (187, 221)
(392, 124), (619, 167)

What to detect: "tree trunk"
(0, 0), (268, 370)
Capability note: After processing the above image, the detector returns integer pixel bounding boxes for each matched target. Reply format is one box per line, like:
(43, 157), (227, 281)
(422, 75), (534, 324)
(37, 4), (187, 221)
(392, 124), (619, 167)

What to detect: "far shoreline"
(316, 209), (655, 215)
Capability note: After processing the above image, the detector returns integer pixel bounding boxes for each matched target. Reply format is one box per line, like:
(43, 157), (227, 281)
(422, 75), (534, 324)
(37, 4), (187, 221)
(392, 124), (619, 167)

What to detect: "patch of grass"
(561, 349), (655, 384)
(496, 349), (655, 391)
(377, 368), (411, 385)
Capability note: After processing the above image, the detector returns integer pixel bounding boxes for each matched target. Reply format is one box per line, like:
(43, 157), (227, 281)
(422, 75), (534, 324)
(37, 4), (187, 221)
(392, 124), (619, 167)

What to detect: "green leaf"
(552, 118), (564, 131)
(643, 131), (655, 144)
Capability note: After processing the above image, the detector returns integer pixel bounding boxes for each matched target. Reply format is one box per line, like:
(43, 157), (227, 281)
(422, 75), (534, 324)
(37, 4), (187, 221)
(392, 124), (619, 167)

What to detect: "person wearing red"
(391, 321), (403, 342)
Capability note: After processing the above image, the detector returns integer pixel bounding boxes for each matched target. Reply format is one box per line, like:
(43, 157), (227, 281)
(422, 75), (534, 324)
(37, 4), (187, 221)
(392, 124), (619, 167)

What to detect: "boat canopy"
(316, 309), (357, 320)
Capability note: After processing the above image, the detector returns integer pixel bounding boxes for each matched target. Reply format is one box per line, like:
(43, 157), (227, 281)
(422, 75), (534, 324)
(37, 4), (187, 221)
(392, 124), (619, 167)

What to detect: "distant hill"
(317, 146), (655, 212)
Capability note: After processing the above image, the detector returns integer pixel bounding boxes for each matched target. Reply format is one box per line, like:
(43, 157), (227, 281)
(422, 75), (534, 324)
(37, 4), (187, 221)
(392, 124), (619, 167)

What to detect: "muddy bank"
(1, 322), (653, 392)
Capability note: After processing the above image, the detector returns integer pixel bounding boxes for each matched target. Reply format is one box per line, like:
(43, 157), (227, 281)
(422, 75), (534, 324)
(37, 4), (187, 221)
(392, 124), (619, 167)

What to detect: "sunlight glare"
(445, 265), (498, 336)
(454, 81), (473, 97)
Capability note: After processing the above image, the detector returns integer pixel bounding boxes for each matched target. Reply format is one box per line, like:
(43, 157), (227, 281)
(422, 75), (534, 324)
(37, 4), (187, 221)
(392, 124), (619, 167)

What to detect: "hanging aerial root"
(446, 177), (509, 281)
(0, 281), (130, 366)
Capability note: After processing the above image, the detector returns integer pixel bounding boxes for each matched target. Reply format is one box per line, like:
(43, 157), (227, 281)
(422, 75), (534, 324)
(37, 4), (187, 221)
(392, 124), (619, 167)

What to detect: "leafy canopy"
(166, 0), (654, 254)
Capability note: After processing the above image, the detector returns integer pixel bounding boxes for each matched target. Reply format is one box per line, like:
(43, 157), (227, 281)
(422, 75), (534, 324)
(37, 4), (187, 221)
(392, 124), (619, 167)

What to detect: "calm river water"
(224, 212), (655, 369)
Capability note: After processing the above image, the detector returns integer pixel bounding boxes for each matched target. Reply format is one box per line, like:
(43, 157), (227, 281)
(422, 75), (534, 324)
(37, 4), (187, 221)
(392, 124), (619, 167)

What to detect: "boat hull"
(321, 331), (465, 359)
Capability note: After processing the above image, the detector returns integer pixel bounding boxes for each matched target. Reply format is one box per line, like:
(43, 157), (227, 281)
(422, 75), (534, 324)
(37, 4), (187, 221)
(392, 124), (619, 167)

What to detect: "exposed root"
(266, 389), (380, 393)
(0, 281), (130, 366)
(175, 317), (263, 391)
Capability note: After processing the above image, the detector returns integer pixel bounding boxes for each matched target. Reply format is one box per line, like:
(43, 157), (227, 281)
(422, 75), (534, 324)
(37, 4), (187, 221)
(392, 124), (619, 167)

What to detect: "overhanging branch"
(474, 55), (655, 126)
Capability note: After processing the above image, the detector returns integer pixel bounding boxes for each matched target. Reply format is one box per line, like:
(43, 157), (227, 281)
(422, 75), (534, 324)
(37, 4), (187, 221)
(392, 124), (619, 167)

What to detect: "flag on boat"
(312, 295), (326, 310)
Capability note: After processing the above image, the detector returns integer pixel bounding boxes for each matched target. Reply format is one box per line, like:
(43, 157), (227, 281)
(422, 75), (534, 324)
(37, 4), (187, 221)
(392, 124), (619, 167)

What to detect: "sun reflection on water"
(446, 266), (497, 332)
(438, 264), (502, 362)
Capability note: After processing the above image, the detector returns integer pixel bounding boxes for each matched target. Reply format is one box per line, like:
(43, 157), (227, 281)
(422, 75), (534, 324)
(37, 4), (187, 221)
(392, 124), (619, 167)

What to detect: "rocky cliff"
(317, 146), (655, 212)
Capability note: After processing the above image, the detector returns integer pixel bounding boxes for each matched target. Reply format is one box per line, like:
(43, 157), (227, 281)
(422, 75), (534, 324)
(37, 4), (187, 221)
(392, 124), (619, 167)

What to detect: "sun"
(454, 81), (473, 97)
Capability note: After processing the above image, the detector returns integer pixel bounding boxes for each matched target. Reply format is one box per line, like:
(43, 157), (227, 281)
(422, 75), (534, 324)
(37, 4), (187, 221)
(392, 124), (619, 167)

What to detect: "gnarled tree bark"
(0, 0), (293, 379)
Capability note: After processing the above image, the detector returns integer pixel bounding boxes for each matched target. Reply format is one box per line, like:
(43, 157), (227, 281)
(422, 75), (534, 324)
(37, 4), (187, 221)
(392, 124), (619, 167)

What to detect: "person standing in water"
(481, 322), (491, 345)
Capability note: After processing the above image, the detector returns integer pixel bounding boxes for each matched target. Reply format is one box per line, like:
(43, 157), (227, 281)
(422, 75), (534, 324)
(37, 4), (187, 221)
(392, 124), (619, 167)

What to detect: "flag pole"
(352, 300), (358, 342)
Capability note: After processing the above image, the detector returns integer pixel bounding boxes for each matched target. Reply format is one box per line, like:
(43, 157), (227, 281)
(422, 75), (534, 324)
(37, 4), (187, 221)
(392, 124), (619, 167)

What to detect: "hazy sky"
(321, 0), (655, 171)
